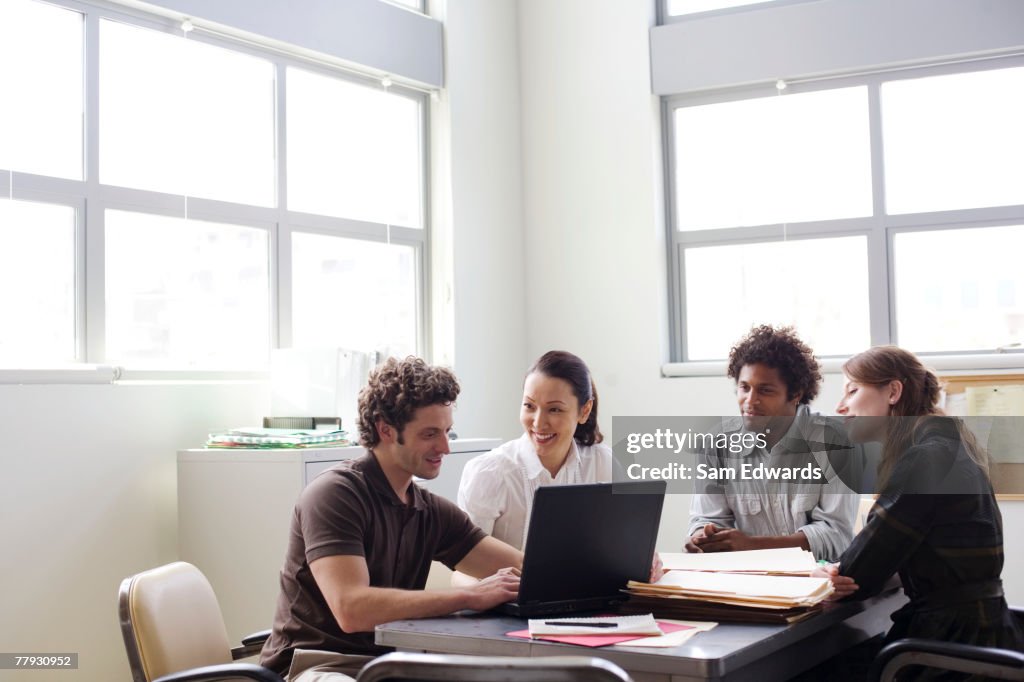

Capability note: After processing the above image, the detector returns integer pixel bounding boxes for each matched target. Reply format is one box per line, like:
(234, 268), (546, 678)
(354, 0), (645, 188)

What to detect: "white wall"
(516, 0), (682, 550)
(517, 0), (669, 410)
(0, 382), (268, 681)
(441, 0), (529, 442)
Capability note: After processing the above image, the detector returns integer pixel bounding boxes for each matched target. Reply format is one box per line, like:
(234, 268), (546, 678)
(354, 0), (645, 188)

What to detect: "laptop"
(498, 480), (666, 618)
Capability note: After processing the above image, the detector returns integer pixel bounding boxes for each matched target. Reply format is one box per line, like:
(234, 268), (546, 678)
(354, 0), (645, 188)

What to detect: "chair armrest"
(153, 662), (285, 682)
(870, 638), (1024, 682)
(241, 629), (272, 647)
(232, 629), (272, 659)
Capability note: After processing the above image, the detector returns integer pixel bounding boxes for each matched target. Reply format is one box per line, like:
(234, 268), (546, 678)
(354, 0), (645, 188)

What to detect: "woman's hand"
(812, 562), (859, 601)
(649, 552), (665, 582)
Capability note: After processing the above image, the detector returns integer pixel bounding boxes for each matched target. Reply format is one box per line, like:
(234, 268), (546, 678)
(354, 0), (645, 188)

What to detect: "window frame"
(658, 0), (818, 24)
(1, 0), (432, 379)
(663, 54), (1024, 370)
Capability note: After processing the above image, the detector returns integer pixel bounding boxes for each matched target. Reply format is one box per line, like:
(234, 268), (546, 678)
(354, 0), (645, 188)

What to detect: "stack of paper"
(206, 427), (352, 449)
(624, 570), (833, 624)
(506, 614), (705, 648)
(661, 547), (819, 576)
(611, 619), (717, 648)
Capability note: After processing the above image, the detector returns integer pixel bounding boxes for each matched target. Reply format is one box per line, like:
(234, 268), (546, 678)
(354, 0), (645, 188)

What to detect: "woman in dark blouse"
(818, 346), (1023, 674)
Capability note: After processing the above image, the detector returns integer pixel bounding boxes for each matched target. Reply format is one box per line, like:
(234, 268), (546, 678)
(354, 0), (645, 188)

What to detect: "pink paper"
(506, 621), (693, 648)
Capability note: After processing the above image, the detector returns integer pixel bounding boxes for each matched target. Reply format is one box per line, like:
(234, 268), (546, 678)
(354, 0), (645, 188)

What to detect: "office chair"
(869, 606), (1024, 681)
(119, 561), (279, 682)
(355, 652), (634, 682)
(854, 496), (876, 533)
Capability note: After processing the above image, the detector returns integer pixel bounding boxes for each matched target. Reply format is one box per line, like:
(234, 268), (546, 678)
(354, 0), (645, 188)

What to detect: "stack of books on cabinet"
(206, 427), (352, 449)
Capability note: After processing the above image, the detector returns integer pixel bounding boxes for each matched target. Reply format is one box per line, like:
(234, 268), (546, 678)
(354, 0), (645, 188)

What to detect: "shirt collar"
(733, 404), (812, 457)
(775, 405), (819, 454)
(519, 432), (580, 481)
(362, 450), (428, 510)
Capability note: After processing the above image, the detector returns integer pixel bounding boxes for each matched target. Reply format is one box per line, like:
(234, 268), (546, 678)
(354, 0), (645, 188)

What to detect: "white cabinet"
(177, 438), (499, 641)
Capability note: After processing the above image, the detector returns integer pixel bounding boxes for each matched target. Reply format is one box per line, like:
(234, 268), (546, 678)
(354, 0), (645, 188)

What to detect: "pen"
(544, 621), (618, 628)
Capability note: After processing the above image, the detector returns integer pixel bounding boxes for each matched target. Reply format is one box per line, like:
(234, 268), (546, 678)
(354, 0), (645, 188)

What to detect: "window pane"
(667, 0), (779, 16)
(882, 67), (1024, 214)
(288, 68), (422, 228)
(291, 233), (417, 356)
(894, 226), (1024, 353)
(684, 236), (870, 360)
(100, 21), (275, 206)
(0, 199), (77, 365)
(0, 0), (82, 179)
(673, 87), (872, 230)
(105, 210), (269, 368)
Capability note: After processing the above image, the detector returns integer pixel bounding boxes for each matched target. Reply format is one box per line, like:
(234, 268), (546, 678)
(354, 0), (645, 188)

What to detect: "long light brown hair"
(842, 346), (989, 487)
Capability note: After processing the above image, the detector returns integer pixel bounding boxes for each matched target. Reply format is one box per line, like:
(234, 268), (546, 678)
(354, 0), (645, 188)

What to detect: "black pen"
(544, 621), (618, 628)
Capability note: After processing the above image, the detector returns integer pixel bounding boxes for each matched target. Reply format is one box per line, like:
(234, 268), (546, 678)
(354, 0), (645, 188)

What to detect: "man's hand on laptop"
(462, 566), (521, 611)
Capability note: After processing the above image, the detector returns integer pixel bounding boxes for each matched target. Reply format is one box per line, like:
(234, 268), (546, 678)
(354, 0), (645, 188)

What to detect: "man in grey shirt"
(686, 325), (859, 562)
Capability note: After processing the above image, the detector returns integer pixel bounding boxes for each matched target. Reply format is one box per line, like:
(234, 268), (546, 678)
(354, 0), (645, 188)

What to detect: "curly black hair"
(726, 324), (821, 405)
(357, 356), (460, 448)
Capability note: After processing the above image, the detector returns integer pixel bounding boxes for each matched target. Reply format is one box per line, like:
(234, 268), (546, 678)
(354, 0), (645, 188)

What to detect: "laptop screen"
(515, 481), (666, 607)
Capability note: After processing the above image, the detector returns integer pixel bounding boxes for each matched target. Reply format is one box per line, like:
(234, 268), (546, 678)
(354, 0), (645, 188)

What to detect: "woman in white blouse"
(457, 350), (613, 550)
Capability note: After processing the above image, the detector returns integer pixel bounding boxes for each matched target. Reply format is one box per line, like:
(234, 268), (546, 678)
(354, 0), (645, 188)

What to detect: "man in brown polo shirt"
(261, 357), (523, 681)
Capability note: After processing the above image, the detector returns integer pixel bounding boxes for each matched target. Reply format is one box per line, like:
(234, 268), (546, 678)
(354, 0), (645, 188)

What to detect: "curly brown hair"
(357, 356), (460, 448)
(727, 324), (821, 405)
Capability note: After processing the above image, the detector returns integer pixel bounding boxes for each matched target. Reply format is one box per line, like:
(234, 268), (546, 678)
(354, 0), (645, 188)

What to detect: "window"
(894, 225), (1024, 353)
(0, 0), (429, 373)
(0, 0), (83, 179)
(881, 67), (1024, 215)
(100, 20), (276, 206)
(287, 67), (423, 228)
(0, 199), (77, 365)
(291, 233), (418, 356)
(665, 0), (784, 18)
(673, 87), (871, 230)
(683, 236), (870, 360)
(104, 211), (270, 369)
(665, 59), (1024, 362)
(386, 0), (425, 11)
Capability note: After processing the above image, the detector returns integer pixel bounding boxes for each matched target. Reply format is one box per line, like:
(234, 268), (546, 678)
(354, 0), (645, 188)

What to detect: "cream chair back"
(118, 561), (234, 682)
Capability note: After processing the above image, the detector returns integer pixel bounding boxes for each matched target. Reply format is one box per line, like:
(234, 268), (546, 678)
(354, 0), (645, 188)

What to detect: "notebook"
(498, 480), (666, 617)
